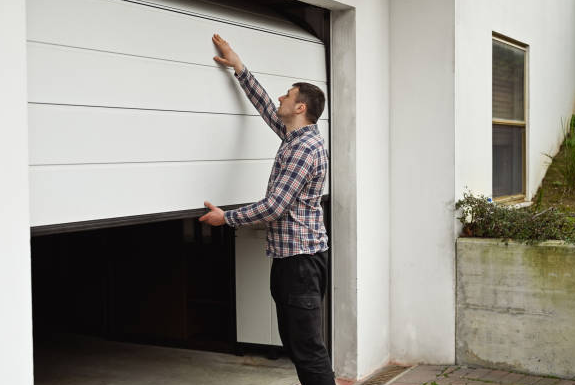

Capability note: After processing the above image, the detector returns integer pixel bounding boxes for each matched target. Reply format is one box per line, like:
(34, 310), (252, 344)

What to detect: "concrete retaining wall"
(456, 238), (575, 377)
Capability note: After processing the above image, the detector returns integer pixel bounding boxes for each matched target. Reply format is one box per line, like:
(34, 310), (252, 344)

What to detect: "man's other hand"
(212, 34), (244, 74)
(199, 201), (226, 226)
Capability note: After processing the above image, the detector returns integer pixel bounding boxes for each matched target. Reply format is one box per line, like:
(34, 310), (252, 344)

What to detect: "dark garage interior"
(31, 218), (236, 353)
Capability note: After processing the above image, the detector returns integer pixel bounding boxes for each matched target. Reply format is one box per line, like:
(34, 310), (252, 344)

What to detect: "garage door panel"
(30, 160), (329, 226)
(29, 104), (329, 165)
(29, 160), (272, 226)
(28, 42), (330, 119)
(27, 0), (329, 226)
(27, 0), (326, 82)
(29, 104), (280, 164)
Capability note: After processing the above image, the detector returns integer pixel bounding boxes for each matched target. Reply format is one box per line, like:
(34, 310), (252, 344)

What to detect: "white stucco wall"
(354, 0), (391, 378)
(455, 0), (575, 201)
(390, 0), (456, 365)
(0, 0), (34, 384)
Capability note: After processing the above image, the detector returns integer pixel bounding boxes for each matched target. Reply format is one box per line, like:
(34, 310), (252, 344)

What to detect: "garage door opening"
(31, 218), (301, 385)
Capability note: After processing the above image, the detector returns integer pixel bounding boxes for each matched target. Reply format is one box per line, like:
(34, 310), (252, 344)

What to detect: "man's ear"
(296, 102), (307, 115)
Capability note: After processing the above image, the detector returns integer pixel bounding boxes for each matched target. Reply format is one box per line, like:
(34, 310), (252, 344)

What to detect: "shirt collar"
(285, 124), (317, 143)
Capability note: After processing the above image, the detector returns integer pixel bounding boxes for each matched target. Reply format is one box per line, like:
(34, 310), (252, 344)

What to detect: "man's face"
(277, 87), (304, 119)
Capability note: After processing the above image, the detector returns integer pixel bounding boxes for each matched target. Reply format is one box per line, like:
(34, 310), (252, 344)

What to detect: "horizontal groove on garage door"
(27, 101), (330, 120)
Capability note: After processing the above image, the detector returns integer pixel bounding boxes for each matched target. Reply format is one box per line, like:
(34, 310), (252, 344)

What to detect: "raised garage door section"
(27, 0), (329, 227)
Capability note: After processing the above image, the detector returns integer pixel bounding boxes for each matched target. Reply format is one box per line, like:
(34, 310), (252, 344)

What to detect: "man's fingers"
(199, 213), (208, 222)
(212, 34), (227, 48)
(204, 201), (216, 210)
(212, 34), (222, 46)
(213, 56), (230, 65)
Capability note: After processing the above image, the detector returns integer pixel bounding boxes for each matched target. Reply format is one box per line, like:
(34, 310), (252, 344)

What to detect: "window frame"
(492, 33), (529, 202)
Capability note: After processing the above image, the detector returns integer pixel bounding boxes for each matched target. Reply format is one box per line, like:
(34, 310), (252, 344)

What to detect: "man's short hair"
(292, 82), (325, 124)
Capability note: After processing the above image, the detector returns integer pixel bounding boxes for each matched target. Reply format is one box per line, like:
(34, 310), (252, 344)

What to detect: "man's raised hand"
(212, 34), (244, 74)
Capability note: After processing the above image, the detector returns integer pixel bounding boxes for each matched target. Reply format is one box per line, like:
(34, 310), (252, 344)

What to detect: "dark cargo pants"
(270, 250), (336, 385)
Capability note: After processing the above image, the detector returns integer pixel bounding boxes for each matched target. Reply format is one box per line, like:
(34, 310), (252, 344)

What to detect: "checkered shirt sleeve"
(234, 66), (286, 140)
(224, 144), (315, 227)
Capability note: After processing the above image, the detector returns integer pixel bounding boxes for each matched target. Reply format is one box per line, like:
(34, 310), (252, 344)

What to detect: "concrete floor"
(34, 333), (299, 385)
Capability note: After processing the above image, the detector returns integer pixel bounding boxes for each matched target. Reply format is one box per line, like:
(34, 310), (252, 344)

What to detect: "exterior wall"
(455, 0), (575, 201)
(354, 0), (391, 378)
(0, 0), (34, 384)
(457, 238), (575, 377)
(390, 0), (456, 365)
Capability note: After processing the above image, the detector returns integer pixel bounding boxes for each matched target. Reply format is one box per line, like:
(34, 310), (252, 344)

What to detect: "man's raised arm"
(212, 34), (286, 140)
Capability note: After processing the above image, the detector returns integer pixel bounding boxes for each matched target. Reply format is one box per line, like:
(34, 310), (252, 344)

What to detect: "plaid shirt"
(224, 67), (329, 258)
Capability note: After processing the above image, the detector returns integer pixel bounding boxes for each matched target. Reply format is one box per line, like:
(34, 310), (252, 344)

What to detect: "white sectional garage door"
(27, 0), (329, 227)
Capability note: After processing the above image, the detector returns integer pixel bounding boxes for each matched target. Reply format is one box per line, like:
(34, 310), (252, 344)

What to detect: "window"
(492, 35), (528, 199)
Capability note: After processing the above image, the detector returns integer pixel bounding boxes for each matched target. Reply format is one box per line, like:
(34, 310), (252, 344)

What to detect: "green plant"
(455, 190), (575, 244)
(542, 115), (575, 192)
(560, 114), (575, 190)
(534, 186), (544, 212)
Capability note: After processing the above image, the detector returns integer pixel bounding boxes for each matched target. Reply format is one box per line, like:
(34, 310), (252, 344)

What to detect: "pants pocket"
(286, 294), (322, 339)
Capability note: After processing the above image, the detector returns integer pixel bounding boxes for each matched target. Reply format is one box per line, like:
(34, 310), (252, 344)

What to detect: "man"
(199, 34), (335, 385)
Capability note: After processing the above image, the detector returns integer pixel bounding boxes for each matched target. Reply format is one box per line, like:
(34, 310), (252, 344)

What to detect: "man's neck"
(285, 120), (313, 133)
